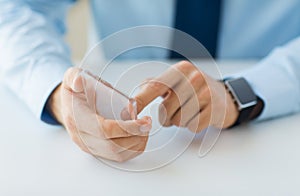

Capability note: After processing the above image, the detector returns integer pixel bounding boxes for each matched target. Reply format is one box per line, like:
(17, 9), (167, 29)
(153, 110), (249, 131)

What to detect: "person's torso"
(89, 0), (300, 59)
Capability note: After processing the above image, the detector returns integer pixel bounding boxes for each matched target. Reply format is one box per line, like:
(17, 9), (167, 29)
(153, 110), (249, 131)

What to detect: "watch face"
(227, 78), (257, 105)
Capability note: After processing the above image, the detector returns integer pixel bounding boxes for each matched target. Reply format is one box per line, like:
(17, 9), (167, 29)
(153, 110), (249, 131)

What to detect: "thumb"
(63, 67), (84, 93)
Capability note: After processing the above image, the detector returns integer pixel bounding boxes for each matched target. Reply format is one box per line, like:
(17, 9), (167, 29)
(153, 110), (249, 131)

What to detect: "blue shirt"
(0, 0), (300, 124)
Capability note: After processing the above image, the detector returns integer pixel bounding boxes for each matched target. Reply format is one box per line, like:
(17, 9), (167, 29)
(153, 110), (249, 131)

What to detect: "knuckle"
(64, 68), (76, 82)
(175, 60), (194, 72)
(64, 67), (74, 78)
(202, 86), (211, 97)
(147, 80), (165, 91)
(102, 120), (115, 138)
(190, 71), (204, 86)
(190, 95), (201, 109)
(64, 68), (82, 86)
(108, 142), (120, 154)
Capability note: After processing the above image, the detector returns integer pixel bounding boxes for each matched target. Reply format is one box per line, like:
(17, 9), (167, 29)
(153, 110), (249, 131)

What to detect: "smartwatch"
(224, 77), (258, 126)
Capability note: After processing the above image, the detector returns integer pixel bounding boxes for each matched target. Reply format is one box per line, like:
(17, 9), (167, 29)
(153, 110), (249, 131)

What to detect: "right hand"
(46, 68), (152, 162)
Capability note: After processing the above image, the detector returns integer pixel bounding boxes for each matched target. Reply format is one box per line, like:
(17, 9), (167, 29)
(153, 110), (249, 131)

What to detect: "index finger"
(134, 79), (169, 114)
(134, 65), (186, 113)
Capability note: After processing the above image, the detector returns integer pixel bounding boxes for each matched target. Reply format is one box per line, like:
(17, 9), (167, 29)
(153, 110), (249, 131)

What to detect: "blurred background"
(65, 0), (89, 62)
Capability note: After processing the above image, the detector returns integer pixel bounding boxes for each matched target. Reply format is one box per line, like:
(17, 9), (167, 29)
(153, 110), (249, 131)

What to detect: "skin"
(48, 61), (239, 162)
(134, 60), (239, 133)
(47, 68), (152, 162)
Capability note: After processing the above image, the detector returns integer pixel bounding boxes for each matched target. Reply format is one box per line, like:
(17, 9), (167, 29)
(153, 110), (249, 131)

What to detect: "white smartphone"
(80, 70), (137, 120)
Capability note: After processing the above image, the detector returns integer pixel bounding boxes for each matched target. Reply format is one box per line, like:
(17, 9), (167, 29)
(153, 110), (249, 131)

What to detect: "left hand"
(135, 60), (239, 132)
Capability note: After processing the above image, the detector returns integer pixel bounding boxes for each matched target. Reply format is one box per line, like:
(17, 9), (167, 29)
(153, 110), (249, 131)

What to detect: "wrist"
(249, 96), (264, 120)
(46, 84), (64, 125)
(224, 89), (239, 128)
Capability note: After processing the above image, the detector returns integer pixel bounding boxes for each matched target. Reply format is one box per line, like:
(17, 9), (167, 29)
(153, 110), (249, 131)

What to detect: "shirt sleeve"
(0, 0), (75, 124)
(232, 36), (300, 121)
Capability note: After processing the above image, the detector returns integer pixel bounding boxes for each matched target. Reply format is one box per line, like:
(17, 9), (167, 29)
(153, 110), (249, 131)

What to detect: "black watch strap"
(232, 96), (264, 127)
(231, 101), (256, 127)
(224, 77), (264, 127)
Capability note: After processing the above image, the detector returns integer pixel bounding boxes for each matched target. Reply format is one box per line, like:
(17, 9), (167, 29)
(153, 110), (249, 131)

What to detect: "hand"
(135, 61), (239, 133)
(47, 68), (152, 162)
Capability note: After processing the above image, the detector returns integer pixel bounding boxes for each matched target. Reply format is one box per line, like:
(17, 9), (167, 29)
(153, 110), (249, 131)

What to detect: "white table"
(1, 60), (300, 196)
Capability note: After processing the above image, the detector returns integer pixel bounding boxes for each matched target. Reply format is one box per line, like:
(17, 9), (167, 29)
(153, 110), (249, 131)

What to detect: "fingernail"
(140, 124), (151, 133)
(72, 75), (84, 93)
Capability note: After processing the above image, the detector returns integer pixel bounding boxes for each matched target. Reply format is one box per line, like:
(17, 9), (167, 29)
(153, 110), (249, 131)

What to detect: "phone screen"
(80, 70), (137, 120)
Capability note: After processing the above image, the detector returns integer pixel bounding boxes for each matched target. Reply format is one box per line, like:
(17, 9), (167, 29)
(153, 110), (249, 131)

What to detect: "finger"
(113, 137), (148, 162)
(139, 77), (154, 90)
(159, 90), (180, 126)
(71, 93), (103, 137)
(170, 94), (202, 127)
(61, 81), (98, 134)
(139, 78), (171, 100)
(92, 139), (147, 162)
(78, 133), (114, 160)
(77, 132), (106, 152)
(120, 101), (138, 120)
(102, 116), (152, 139)
(110, 135), (148, 153)
(172, 78), (196, 104)
(135, 62), (189, 113)
(160, 78), (197, 123)
(170, 84), (212, 127)
(66, 115), (100, 156)
(188, 70), (206, 92)
(84, 135), (148, 162)
(79, 131), (147, 154)
(160, 71), (205, 127)
(186, 106), (211, 133)
(134, 79), (170, 114)
(62, 75), (152, 139)
(63, 67), (84, 93)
